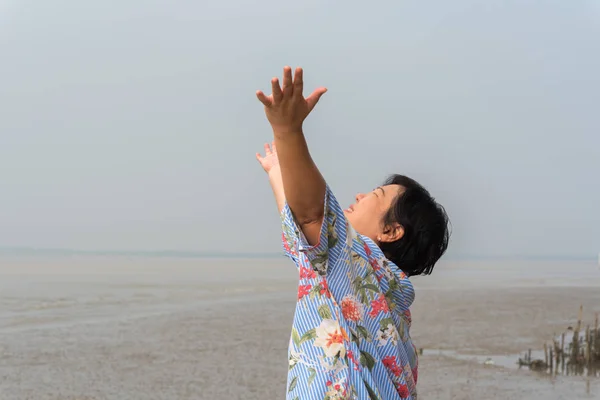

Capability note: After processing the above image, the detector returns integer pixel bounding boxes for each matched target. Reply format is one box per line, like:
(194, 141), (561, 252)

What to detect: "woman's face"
(343, 184), (403, 244)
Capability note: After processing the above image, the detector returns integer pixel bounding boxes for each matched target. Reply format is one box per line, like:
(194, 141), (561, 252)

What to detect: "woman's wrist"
(267, 164), (282, 180)
(267, 165), (285, 213)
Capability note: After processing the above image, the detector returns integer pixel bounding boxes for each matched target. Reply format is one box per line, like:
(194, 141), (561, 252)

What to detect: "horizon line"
(0, 246), (596, 261)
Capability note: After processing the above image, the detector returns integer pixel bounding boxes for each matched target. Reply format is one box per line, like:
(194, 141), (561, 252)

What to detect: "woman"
(255, 67), (449, 400)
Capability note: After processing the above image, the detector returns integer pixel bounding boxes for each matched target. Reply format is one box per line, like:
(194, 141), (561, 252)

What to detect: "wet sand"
(1, 256), (599, 399)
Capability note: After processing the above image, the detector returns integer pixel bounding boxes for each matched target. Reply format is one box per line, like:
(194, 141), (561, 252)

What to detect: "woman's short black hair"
(379, 174), (450, 277)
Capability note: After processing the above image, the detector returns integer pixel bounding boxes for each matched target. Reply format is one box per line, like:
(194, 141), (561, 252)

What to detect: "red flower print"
(282, 233), (296, 256)
(346, 350), (360, 369)
(399, 271), (407, 279)
(369, 258), (380, 272)
(368, 294), (389, 317)
(340, 295), (363, 321)
(298, 284), (311, 300)
(382, 356), (402, 376)
(368, 258), (383, 282)
(396, 383), (410, 398)
(319, 279), (331, 298)
(404, 309), (412, 325)
(363, 242), (372, 256)
(412, 367), (418, 384)
(299, 266), (316, 279)
(382, 356), (396, 368)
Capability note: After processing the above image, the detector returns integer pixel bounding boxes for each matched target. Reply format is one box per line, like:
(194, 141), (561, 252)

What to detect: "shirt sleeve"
(280, 184), (348, 275)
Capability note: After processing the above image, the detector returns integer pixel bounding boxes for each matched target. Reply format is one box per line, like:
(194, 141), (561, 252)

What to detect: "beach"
(1, 256), (599, 399)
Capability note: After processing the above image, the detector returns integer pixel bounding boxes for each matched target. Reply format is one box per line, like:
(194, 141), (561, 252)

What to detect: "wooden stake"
(554, 339), (560, 374)
(586, 325), (591, 373)
(595, 313), (599, 365)
(549, 347), (554, 374)
(561, 332), (566, 373)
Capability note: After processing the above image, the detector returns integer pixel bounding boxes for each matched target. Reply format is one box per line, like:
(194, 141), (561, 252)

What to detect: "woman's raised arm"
(256, 66), (327, 245)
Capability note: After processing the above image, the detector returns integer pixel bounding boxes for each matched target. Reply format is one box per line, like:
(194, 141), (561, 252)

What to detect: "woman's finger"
(256, 90), (272, 107)
(271, 141), (276, 153)
(271, 78), (283, 104)
(292, 67), (303, 98)
(306, 87), (328, 112)
(264, 143), (272, 155)
(282, 66), (293, 98)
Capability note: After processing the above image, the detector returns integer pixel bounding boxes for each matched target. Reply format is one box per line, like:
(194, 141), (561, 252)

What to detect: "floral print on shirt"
(281, 185), (418, 400)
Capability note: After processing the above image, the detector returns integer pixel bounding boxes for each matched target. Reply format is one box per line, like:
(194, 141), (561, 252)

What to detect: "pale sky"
(0, 0), (598, 258)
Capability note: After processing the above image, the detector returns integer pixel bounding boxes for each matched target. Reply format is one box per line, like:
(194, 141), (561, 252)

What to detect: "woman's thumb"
(306, 87), (327, 112)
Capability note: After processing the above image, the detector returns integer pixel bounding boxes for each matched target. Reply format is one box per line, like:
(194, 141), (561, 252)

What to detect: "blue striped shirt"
(281, 185), (418, 400)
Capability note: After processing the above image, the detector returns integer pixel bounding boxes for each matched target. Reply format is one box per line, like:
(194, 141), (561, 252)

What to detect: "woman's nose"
(355, 193), (365, 202)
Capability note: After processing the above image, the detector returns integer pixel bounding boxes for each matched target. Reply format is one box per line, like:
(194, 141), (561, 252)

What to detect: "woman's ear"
(379, 223), (404, 243)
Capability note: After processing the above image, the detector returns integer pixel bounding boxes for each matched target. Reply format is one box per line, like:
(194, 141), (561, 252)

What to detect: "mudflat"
(1, 256), (598, 399)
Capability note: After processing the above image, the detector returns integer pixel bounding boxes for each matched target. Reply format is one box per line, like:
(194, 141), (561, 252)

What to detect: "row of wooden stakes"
(518, 306), (599, 376)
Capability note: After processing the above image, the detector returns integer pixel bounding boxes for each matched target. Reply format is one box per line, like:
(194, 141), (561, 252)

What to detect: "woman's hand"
(256, 66), (327, 135)
(255, 142), (280, 174)
(257, 142), (286, 213)
(256, 66), (326, 244)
